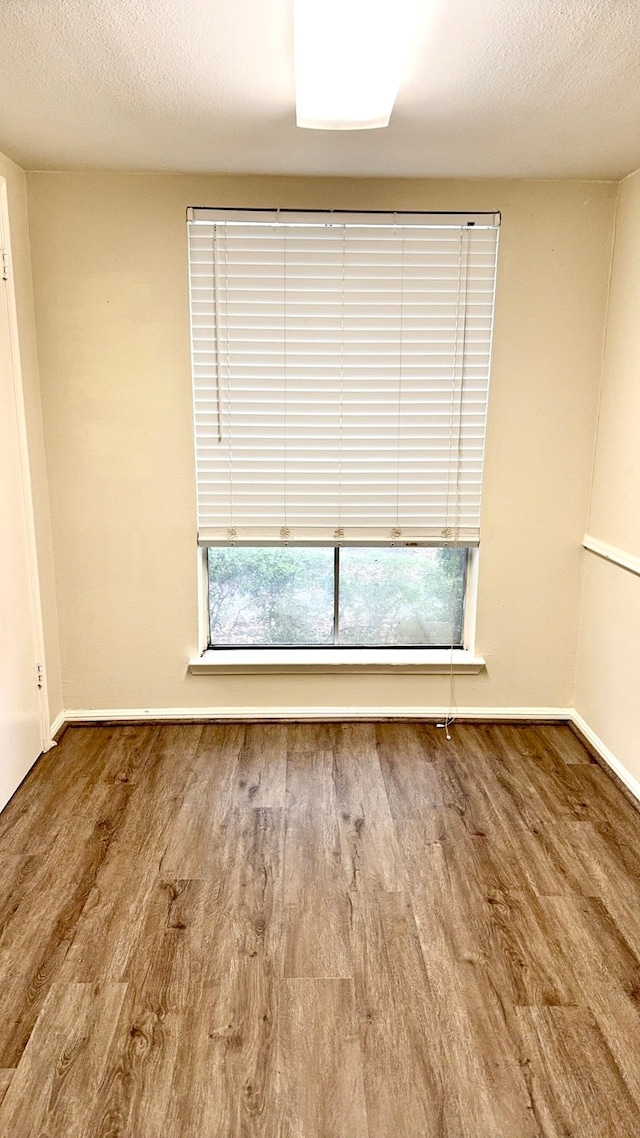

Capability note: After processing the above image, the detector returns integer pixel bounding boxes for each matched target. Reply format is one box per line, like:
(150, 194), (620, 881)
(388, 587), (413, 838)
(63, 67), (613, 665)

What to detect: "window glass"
(207, 545), (468, 648)
(208, 547), (334, 646)
(339, 546), (467, 646)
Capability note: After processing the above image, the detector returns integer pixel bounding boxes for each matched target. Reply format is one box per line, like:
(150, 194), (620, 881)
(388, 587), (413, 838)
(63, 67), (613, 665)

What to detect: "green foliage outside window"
(207, 546), (467, 648)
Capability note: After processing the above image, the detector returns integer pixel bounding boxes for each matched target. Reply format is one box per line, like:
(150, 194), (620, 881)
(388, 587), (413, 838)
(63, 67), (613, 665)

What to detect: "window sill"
(188, 648), (486, 675)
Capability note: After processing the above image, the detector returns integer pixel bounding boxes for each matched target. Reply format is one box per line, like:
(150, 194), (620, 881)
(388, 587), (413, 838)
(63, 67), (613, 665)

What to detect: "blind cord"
(437, 227), (470, 741)
(211, 226), (222, 445)
(222, 227), (235, 540)
(283, 225), (289, 537)
(337, 225), (346, 538)
(395, 228), (406, 536)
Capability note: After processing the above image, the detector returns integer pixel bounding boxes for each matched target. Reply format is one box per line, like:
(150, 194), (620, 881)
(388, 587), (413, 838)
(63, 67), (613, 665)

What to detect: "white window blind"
(188, 209), (500, 545)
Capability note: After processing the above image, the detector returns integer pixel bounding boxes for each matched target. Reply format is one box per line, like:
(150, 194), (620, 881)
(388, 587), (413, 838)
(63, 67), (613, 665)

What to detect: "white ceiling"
(1, 0), (640, 179)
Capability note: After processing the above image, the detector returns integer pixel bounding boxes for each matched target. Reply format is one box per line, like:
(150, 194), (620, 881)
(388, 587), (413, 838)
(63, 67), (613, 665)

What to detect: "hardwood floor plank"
(83, 879), (205, 1138)
(283, 748), (338, 904)
(161, 723), (244, 877)
(279, 978), (370, 1138)
(86, 806), (284, 1136)
(286, 721), (336, 759)
(0, 779), (134, 1066)
(283, 748), (351, 978)
(482, 725), (559, 829)
(515, 1005), (639, 1137)
(333, 724), (405, 891)
(0, 852), (42, 943)
(376, 720), (435, 764)
(199, 806), (285, 986)
(0, 726), (116, 854)
(542, 893), (640, 1108)
(234, 723), (288, 807)
(404, 809), (580, 1007)
(162, 979), (281, 1138)
(376, 722), (456, 818)
(58, 724), (204, 983)
(0, 788), (128, 959)
(523, 818), (598, 897)
(538, 724), (595, 765)
(495, 725), (591, 821)
(0, 1072), (13, 1109)
(350, 890), (444, 1137)
(571, 764), (640, 877)
(88, 723), (161, 790)
(163, 808), (285, 1136)
(456, 725), (550, 829)
(0, 729), (161, 948)
(0, 982), (127, 1137)
(411, 906), (539, 1137)
(451, 730), (566, 896)
(478, 885), (582, 1007)
(400, 809), (490, 966)
(564, 818), (640, 956)
(284, 724), (337, 806)
(282, 891), (352, 980)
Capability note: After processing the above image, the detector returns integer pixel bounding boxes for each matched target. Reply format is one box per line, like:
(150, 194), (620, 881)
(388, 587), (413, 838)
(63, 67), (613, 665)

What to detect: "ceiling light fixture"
(293, 0), (422, 130)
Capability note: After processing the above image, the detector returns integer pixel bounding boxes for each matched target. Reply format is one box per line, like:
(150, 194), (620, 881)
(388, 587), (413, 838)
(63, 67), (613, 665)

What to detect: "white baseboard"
(570, 710), (640, 804)
(44, 710), (66, 750)
(61, 705), (572, 724)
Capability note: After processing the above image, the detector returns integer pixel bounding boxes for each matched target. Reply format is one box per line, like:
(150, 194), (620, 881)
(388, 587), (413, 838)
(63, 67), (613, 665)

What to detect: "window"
(188, 209), (499, 655)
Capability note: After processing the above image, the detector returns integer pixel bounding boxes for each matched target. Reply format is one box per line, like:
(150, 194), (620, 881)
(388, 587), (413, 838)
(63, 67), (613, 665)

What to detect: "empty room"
(2, 1), (640, 1134)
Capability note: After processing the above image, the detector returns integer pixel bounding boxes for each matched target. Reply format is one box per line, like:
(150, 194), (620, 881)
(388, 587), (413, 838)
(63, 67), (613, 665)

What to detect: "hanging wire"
(333, 225), (348, 646)
(222, 225), (236, 542)
(437, 226), (471, 741)
(337, 224), (346, 539)
(211, 225), (222, 444)
(282, 223), (289, 539)
(395, 227), (406, 537)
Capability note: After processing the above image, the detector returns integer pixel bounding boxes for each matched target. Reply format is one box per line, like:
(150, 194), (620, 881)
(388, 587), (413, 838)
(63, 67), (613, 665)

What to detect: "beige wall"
(0, 150), (62, 728)
(575, 169), (640, 780)
(26, 172), (615, 713)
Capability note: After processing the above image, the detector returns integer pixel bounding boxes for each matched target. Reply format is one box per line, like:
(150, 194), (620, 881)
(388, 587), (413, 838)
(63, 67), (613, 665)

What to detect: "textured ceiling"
(1, 0), (640, 178)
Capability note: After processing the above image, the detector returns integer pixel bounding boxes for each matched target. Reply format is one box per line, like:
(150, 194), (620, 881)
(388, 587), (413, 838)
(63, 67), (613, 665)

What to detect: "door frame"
(0, 175), (51, 752)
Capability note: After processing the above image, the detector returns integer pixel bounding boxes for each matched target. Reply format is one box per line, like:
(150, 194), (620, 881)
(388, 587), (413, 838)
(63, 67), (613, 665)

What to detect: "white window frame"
(190, 543), (483, 673)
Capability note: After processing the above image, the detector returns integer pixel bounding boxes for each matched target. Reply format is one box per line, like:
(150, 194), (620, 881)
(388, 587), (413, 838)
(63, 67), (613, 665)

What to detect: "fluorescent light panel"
(294, 0), (422, 130)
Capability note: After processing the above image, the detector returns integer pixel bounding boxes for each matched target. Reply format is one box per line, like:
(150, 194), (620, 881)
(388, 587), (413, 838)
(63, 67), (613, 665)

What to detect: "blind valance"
(188, 209), (500, 545)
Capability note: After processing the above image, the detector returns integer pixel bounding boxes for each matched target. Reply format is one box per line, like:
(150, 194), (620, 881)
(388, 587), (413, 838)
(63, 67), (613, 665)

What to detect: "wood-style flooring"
(0, 721), (639, 1136)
